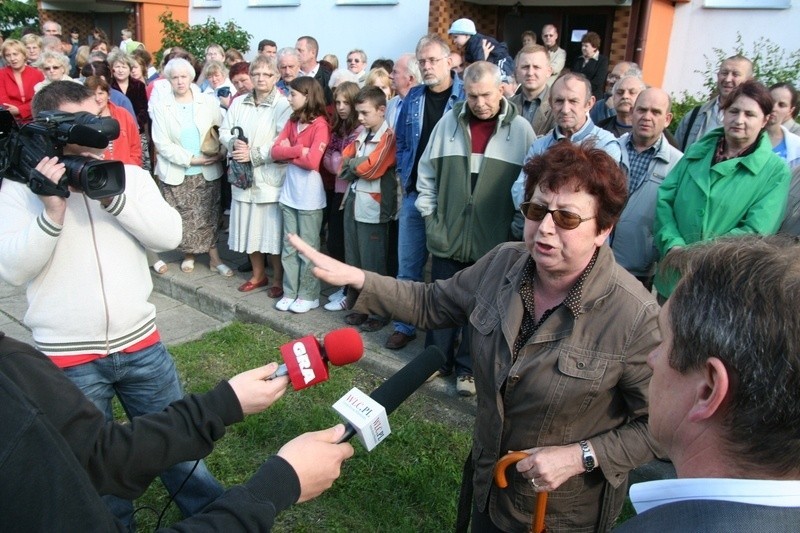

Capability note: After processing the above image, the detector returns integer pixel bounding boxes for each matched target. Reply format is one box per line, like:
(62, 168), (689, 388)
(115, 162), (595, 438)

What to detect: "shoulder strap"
(680, 105), (702, 152)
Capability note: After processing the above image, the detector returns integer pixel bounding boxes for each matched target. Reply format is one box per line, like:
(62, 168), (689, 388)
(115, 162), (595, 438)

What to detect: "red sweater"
(270, 115), (330, 171)
(0, 66), (45, 123)
(106, 102), (143, 166)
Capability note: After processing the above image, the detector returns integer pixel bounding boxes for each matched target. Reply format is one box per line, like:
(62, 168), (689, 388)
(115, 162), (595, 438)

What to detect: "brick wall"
(38, 10), (137, 45)
(609, 6), (633, 67)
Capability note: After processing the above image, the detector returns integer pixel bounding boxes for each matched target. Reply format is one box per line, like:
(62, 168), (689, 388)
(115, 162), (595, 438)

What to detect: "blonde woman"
(0, 39), (44, 122)
(365, 67), (393, 100)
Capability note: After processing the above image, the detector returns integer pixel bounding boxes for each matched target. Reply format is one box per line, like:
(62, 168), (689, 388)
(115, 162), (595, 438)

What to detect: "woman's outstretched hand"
(288, 233), (366, 290)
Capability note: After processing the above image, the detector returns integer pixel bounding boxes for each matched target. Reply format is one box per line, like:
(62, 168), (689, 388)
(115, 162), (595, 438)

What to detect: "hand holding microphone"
(228, 362), (289, 416)
(268, 327), (364, 390)
(333, 345), (445, 450)
(277, 424), (355, 503)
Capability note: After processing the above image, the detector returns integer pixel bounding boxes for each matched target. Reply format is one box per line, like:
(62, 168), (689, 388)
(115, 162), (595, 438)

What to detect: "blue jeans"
(63, 341), (224, 527)
(425, 256), (473, 377)
(393, 193), (428, 336)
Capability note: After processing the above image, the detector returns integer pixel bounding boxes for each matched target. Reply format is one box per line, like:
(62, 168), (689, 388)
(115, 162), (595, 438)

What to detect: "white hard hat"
(448, 18), (477, 36)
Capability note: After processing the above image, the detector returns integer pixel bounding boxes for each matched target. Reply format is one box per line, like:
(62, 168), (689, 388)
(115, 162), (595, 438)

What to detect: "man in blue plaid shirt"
(612, 88), (684, 289)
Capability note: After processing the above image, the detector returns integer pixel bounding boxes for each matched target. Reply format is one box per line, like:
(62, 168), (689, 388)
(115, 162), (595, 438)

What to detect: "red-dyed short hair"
(522, 141), (627, 233)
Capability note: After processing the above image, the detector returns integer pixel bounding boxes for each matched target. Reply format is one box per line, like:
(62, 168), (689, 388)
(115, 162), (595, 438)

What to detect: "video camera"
(0, 108), (126, 199)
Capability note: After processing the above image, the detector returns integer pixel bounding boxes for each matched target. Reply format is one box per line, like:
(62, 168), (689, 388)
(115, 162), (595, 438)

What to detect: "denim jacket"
(395, 73), (464, 193)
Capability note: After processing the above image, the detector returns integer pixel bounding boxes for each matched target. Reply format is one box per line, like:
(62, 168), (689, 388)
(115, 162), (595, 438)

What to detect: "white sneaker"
(275, 297), (294, 312)
(456, 375), (476, 397)
(324, 297), (348, 311)
(328, 287), (345, 302)
(289, 298), (319, 314)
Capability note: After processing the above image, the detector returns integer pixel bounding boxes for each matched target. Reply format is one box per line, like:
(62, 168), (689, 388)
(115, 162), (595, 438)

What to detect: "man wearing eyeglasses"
(540, 24), (564, 81)
(383, 33), (464, 352)
(414, 61), (534, 395)
(510, 72), (621, 238)
(612, 88), (683, 289)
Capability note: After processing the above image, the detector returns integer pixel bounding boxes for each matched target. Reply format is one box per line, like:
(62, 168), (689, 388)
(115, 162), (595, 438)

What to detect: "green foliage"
(670, 33), (800, 134)
(132, 323), (471, 531)
(667, 91), (705, 135)
(156, 12), (252, 65)
(0, 0), (39, 38)
(698, 32), (800, 95)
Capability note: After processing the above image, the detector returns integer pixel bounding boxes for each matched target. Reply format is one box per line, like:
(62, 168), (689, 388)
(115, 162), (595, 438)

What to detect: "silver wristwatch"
(580, 440), (596, 473)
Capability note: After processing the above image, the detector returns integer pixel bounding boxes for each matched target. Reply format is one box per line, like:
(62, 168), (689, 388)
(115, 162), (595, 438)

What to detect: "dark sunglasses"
(519, 201), (595, 230)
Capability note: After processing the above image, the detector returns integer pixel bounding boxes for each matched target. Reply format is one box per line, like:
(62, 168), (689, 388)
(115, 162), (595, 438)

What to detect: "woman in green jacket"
(654, 80), (791, 299)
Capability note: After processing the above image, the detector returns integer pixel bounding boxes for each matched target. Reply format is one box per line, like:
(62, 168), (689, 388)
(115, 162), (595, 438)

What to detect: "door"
(500, 5), (614, 68)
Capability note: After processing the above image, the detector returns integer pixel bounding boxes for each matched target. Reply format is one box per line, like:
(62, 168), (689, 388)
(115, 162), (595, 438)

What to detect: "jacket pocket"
(424, 214), (450, 255)
(469, 301), (500, 336)
(557, 348), (606, 381)
(551, 347), (609, 425)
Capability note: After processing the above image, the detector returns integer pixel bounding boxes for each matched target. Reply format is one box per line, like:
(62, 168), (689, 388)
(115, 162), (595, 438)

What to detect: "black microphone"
(336, 345), (445, 445)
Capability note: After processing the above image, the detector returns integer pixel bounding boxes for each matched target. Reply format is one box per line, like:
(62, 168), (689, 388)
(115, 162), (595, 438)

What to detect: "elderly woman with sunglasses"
(288, 141), (660, 532)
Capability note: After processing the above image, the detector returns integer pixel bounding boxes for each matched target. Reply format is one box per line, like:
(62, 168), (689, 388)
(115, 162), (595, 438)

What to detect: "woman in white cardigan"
(220, 56), (291, 295)
(152, 57), (233, 275)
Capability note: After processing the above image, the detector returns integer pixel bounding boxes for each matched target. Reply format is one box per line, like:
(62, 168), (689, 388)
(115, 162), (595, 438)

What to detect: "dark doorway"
(93, 12), (132, 46)
(500, 5), (614, 67)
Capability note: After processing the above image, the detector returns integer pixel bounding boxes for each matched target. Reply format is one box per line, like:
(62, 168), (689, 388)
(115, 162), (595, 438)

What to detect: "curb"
(151, 264), (477, 426)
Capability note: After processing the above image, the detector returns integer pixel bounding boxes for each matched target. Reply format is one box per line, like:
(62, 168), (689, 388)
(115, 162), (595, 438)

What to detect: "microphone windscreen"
(279, 335), (330, 390)
(322, 327), (364, 366)
(370, 346), (445, 416)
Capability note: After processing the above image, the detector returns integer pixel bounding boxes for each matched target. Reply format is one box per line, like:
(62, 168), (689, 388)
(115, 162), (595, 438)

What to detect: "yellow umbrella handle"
(493, 451), (548, 533)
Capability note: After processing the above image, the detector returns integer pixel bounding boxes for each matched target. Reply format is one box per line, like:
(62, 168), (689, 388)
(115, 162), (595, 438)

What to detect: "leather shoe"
(266, 286), (284, 298)
(385, 331), (417, 350)
(361, 317), (388, 332)
(238, 278), (269, 292)
(345, 313), (369, 326)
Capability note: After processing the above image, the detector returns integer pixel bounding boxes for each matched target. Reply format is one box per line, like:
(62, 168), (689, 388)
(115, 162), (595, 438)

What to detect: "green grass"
(130, 323), (472, 531)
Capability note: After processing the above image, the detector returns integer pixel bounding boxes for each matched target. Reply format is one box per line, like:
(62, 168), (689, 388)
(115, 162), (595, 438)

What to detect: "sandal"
(152, 260), (168, 275)
(213, 263), (234, 277)
(181, 259), (195, 273)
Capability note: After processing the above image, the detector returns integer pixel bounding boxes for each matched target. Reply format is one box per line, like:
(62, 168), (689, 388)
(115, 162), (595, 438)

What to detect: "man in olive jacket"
(415, 61), (535, 394)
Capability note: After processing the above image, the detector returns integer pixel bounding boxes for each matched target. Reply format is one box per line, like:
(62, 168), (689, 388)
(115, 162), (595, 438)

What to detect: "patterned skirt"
(161, 174), (221, 254)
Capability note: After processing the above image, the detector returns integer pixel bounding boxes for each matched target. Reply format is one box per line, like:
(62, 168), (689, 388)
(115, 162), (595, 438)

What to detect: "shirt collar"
(520, 247), (599, 320)
(553, 116), (596, 142)
(626, 134), (661, 155)
(630, 478), (800, 514)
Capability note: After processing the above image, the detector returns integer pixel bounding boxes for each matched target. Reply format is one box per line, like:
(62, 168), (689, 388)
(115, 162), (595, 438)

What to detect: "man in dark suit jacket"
(295, 35), (333, 105)
(615, 236), (800, 532)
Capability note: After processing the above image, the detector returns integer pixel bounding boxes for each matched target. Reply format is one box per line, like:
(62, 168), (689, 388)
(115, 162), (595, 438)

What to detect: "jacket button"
(510, 375), (520, 384)
(577, 362), (585, 369)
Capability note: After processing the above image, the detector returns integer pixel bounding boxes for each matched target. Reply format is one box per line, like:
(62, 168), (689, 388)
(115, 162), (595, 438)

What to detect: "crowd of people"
(1, 16), (800, 532)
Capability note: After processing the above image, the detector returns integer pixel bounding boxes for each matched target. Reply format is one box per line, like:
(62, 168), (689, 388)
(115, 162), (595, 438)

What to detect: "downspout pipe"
(632, 0), (654, 67)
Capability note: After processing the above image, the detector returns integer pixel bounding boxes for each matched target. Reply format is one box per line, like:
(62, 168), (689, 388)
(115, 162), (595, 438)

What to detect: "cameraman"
(0, 81), (223, 526)
(0, 331), (354, 530)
